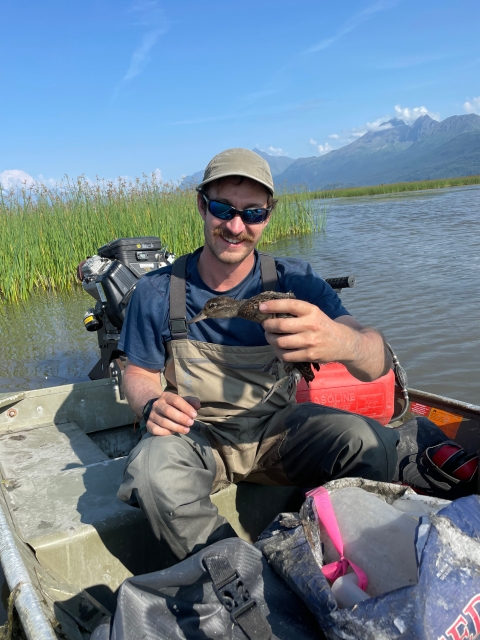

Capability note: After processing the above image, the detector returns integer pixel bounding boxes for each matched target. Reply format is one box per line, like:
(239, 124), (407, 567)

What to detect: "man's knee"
(280, 404), (399, 486)
(118, 431), (216, 513)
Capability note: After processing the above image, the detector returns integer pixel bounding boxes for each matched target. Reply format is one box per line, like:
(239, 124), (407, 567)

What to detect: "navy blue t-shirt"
(119, 249), (350, 370)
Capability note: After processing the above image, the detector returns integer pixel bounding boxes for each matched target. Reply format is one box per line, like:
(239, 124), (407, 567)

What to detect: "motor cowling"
(79, 236), (174, 380)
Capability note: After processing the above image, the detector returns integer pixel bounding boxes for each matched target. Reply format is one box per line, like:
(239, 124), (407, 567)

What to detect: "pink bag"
(306, 486), (368, 591)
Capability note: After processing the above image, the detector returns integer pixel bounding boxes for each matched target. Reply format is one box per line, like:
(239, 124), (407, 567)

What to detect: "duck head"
(188, 296), (242, 324)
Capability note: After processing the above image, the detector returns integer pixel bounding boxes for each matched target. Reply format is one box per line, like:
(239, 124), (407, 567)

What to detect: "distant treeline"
(293, 174), (480, 200)
(0, 176), (324, 303)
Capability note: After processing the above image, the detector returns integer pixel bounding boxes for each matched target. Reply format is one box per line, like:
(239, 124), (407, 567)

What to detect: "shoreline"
(288, 174), (480, 201)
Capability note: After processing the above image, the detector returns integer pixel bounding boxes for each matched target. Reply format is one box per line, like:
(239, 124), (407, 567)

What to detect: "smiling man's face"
(198, 177), (271, 265)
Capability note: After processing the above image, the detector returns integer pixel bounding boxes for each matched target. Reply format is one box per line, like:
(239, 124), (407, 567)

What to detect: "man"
(117, 148), (463, 562)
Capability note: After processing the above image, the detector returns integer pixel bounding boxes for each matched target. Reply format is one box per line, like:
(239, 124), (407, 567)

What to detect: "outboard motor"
(78, 237), (174, 380)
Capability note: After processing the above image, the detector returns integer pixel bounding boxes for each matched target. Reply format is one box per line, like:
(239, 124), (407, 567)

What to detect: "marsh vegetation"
(0, 175), (324, 302)
(2, 172), (478, 303)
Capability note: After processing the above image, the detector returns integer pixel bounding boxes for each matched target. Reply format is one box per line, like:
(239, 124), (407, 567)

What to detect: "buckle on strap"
(203, 555), (272, 640)
(169, 318), (188, 334)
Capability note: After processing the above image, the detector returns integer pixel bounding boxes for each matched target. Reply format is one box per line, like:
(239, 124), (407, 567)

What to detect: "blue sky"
(1, 0), (480, 186)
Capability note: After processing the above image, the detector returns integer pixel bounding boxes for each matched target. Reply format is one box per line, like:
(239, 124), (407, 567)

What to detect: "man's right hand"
(146, 393), (201, 437)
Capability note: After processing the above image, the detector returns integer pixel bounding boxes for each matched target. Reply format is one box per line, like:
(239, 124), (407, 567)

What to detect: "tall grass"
(297, 174), (480, 201)
(0, 175), (325, 303)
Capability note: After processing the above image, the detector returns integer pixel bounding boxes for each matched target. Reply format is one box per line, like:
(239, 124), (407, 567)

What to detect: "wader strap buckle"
(203, 555), (272, 640)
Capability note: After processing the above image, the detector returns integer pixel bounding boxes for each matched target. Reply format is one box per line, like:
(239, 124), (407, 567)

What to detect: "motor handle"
(325, 275), (356, 291)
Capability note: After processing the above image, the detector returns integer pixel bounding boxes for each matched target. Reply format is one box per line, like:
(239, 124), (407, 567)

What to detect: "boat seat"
(0, 420), (302, 613)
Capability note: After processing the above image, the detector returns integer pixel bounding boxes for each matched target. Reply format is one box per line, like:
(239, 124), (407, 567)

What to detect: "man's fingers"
(159, 392), (198, 419)
(147, 418), (190, 437)
(183, 395), (201, 411)
(265, 330), (316, 351)
(258, 298), (311, 316)
(145, 392), (201, 437)
(152, 402), (195, 427)
(262, 316), (301, 334)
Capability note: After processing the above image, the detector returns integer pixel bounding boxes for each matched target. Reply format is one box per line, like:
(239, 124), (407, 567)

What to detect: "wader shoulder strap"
(169, 253), (190, 340)
(203, 555), (272, 640)
(258, 252), (277, 292)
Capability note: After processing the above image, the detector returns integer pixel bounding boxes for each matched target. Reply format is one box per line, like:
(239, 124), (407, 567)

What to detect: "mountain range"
(183, 114), (480, 191)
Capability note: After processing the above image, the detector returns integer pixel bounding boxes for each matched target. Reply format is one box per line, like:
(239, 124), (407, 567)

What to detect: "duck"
(188, 291), (320, 403)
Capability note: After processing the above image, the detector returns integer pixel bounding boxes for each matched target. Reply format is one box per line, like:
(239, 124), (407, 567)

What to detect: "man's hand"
(147, 393), (201, 437)
(122, 363), (201, 437)
(259, 298), (390, 381)
(260, 298), (352, 364)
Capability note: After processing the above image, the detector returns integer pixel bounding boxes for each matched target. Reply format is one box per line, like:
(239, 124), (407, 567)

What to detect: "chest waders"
(118, 252), (400, 560)
(164, 252), (297, 485)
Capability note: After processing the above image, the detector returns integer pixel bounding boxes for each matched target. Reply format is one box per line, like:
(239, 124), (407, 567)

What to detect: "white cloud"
(366, 116), (393, 130)
(345, 106), (438, 141)
(348, 116), (392, 139)
(317, 143), (332, 155)
(122, 30), (163, 83)
(308, 103), (441, 155)
(394, 104), (439, 123)
(309, 139), (332, 155)
(268, 146), (288, 156)
(464, 97), (480, 115)
(0, 169), (165, 192)
(0, 169), (36, 189)
(306, 0), (400, 54)
(257, 145), (289, 157)
(37, 174), (58, 188)
(115, 1), (169, 95)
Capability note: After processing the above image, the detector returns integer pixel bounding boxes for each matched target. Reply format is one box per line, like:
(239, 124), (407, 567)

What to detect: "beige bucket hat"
(196, 148), (274, 195)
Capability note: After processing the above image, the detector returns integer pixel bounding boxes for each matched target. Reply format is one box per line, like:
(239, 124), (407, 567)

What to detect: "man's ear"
(197, 192), (206, 219)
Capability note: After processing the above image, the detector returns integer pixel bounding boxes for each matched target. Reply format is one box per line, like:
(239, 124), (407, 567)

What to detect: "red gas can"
(296, 362), (395, 425)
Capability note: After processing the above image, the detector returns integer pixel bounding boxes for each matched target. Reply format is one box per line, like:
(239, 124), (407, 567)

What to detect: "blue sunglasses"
(201, 193), (271, 225)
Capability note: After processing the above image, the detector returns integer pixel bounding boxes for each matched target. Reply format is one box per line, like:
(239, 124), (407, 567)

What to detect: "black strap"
(258, 252), (277, 292)
(169, 254), (190, 340)
(203, 555), (272, 640)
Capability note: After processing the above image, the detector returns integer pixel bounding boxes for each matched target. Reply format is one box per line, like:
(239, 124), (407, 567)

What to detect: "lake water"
(0, 184), (479, 405)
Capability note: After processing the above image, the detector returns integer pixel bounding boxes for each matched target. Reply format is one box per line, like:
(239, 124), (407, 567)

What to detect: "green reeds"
(298, 174), (480, 201)
(0, 175), (324, 303)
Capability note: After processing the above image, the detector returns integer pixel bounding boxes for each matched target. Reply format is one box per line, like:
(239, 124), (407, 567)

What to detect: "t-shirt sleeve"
(118, 276), (168, 370)
(279, 259), (351, 320)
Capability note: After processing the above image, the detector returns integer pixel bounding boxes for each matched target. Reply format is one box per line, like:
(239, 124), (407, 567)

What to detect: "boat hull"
(0, 379), (479, 639)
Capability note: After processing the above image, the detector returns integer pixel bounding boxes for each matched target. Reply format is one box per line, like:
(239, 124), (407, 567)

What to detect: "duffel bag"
(256, 478), (480, 640)
(92, 536), (323, 640)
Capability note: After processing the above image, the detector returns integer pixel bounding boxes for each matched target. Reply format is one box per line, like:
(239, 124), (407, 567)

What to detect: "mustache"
(212, 228), (256, 243)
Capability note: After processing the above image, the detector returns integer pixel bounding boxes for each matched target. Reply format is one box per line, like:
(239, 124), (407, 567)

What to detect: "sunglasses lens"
(205, 197), (269, 224)
(242, 209), (268, 224)
(208, 200), (234, 220)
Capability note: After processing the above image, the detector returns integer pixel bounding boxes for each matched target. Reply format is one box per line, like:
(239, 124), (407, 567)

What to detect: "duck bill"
(188, 311), (207, 324)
